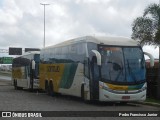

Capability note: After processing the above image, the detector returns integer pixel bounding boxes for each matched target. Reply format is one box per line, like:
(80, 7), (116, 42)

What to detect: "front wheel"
(14, 80), (23, 90)
(81, 84), (85, 100)
(45, 80), (49, 95)
(49, 81), (55, 97)
(14, 79), (17, 90)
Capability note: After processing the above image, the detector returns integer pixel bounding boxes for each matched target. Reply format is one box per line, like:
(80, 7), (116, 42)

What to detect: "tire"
(45, 80), (49, 95)
(14, 79), (17, 90)
(17, 86), (23, 90)
(49, 81), (55, 97)
(14, 80), (22, 90)
(81, 84), (85, 100)
(29, 79), (33, 92)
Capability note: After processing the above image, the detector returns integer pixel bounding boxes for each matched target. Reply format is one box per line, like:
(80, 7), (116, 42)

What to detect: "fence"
(146, 60), (159, 99)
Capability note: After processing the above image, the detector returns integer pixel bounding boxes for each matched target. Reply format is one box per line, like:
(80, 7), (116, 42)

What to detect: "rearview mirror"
(91, 50), (101, 66)
(32, 60), (35, 70)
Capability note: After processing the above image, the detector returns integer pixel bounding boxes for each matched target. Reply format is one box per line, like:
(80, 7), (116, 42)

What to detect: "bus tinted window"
(41, 42), (86, 63)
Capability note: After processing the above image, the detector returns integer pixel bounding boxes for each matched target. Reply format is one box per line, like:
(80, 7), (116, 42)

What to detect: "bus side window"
(84, 58), (90, 78)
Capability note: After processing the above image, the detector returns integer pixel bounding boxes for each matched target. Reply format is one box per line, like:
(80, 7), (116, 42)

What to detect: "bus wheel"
(81, 84), (85, 100)
(14, 80), (22, 90)
(17, 86), (23, 90)
(14, 79), (17, 90)
(49, 81), (55, 97)
(45, 80), (49, 95)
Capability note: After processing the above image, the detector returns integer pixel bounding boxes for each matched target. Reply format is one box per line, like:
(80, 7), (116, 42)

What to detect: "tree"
(132, 3), (160, 45)
(131, 3), (160, 99)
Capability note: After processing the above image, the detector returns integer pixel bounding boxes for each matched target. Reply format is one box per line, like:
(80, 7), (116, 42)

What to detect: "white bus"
(12, 51), (40, 91)
(39, 36), (154, 102)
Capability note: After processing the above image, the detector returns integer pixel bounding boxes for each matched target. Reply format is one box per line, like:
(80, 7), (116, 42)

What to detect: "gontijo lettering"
(47, 66), (60, 72)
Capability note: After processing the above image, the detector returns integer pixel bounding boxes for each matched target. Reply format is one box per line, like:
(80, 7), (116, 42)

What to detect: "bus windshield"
(99, 46), (145, 85)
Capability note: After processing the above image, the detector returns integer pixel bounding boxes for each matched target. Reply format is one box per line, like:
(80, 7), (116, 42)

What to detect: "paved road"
(0, 80), (160, 120)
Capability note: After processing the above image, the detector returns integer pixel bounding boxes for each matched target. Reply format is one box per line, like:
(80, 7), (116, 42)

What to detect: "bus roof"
(45, 36), (140, 49)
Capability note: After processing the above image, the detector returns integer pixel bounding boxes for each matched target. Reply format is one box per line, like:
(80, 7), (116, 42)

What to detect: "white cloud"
(0, 0), (159, 58)
(0, 0), (22, 24)
(143, 46), (159, 59)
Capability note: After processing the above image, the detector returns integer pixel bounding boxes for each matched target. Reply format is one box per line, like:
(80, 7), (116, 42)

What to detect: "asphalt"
(0, 79), (160, 108)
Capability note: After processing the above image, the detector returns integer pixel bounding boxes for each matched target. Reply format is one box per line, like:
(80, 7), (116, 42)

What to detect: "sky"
(0, 0), (159, 58)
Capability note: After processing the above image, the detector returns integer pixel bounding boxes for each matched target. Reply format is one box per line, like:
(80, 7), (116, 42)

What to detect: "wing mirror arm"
(144, 52), (154, 67)
(32, 60), (35, 70)
(91, 50), (101, 66)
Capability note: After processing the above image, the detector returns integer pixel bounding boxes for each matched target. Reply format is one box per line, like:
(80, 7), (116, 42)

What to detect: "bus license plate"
(122, 96), (130, 99)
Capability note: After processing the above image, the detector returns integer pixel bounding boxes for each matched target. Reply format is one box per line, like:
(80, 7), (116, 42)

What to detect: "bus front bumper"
(99, 88), (146, 102)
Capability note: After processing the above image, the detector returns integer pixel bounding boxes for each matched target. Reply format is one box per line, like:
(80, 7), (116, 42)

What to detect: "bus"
(39, 36), (154, 102)
(12, 51), (40, 90)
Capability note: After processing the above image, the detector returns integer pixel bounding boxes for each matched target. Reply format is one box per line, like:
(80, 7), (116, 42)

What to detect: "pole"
(158, 0), (160, 100)
(40, 3), (50, 48)
(44, 5), (45, 48)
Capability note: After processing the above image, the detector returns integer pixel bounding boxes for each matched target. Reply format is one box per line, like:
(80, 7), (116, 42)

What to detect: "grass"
(146, 98), (160, 104)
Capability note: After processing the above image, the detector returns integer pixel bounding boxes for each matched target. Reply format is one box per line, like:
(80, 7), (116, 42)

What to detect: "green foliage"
(132, 3), (160, 45)
(146, 98), (160, 104)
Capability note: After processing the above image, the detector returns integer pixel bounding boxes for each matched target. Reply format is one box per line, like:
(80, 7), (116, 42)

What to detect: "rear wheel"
(45, 80), (49, 95)
(14, 79), (17, 90)
(17, 86), (23, 90)
(81, 84), (89, 103)
(49, 81), (55, 97)
(81, 84), (85, 100)
(14, 80), (22, 90)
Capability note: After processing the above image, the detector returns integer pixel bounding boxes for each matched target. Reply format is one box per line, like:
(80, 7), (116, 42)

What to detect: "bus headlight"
(99, 85), (112, 92)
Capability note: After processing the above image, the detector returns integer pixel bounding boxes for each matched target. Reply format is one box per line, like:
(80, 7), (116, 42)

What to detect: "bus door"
(90, 56), (100, 100)
(89, 50), (101, 100)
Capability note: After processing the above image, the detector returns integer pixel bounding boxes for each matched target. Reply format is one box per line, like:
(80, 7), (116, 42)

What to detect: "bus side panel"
(58, 63), (83, 97)
(39, 63), (65, 92)
(39, 63), (81, 96)
(59, 63), (78, 89)
(12, 67), (23, 80)
(12, 66), (28, 88)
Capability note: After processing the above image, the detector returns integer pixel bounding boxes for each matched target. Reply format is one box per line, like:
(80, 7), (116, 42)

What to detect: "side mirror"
(91, 50), (101, 66)
(144, 52), (154, 67)
(32, 60), (35, 70)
